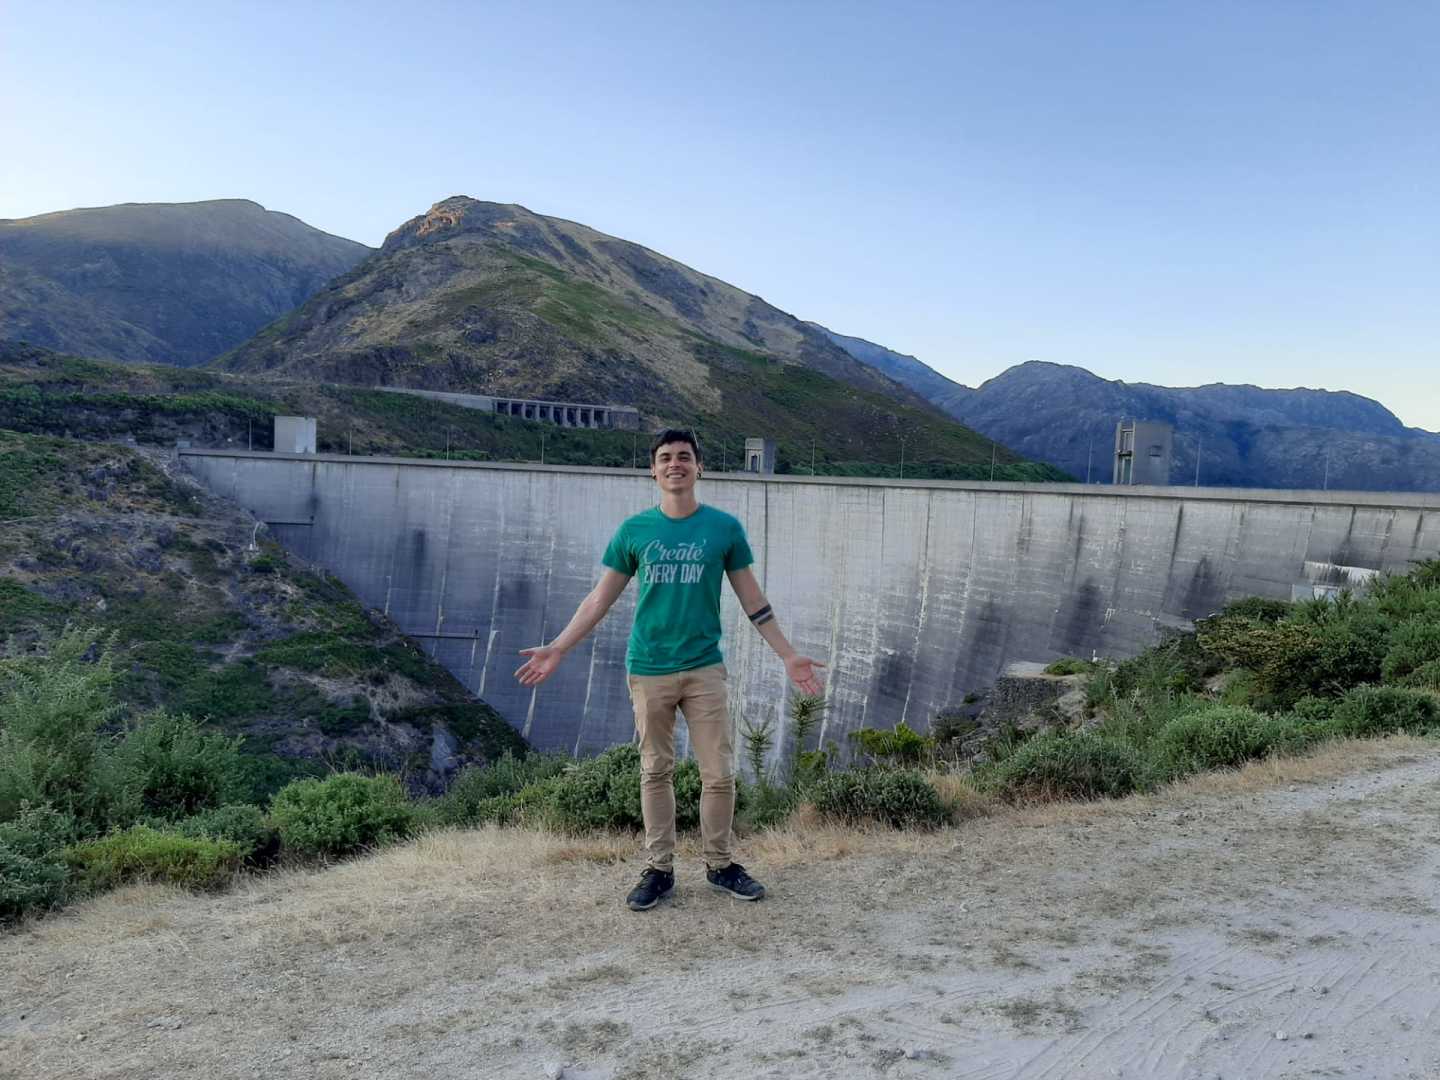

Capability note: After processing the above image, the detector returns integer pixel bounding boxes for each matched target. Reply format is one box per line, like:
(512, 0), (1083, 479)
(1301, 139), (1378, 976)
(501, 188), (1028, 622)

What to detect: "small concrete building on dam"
(178, 449), (1440, 759)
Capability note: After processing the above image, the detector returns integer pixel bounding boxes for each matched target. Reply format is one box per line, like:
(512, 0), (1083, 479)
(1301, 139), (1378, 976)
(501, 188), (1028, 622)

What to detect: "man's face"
(651, 441), (700, 493)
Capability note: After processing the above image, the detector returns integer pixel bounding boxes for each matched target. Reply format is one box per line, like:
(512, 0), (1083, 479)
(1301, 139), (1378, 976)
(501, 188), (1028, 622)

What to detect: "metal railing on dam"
(179, 450), (1440, 756)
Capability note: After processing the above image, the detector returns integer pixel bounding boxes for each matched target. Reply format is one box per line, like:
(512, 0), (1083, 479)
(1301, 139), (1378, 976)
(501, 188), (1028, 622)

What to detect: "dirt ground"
(4, 738), (1440, 1080)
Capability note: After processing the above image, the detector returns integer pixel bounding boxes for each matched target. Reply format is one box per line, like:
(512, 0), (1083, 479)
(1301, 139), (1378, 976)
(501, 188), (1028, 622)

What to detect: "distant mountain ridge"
(0, 199), (372, 366)
(817, 330), (1440, 492)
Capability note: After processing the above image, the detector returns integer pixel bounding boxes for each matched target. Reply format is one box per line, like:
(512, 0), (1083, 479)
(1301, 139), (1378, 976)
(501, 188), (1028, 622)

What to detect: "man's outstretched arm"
(514, 568), (632, 687)
(725, 566), (826, 696)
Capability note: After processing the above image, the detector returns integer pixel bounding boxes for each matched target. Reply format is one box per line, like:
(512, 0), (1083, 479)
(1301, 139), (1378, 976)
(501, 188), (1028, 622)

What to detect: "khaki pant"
(626, 663), (735, 872)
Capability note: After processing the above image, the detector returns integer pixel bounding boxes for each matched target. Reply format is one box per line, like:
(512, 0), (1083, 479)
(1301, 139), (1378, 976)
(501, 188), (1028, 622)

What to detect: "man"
(514, 428), (825, 911)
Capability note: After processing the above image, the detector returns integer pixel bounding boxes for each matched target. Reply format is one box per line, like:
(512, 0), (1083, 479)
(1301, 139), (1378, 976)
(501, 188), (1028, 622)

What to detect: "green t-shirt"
(602, 504), (755, 675)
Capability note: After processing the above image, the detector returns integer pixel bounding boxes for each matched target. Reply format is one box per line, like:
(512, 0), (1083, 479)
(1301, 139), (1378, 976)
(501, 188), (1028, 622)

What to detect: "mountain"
(0, 199), (372, 366)
(215, 197), (1068, 479)
(807, 324), (974, 416)
(817, 331), (1440, 491)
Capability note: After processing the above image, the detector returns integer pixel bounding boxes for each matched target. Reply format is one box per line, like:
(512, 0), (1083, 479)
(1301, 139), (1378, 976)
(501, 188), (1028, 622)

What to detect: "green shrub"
(982, 731), (1146, 802)
(269, 773), (415, 859)
(65, 826), (243, 893)
(172, 804), (277, 863)
(1329, 686), (1440, 738)
(1092, 691), (1206, 749)
(113, 711), (248, 820)
(0, 803), (74, 921)
(531, 744), (698, 832)
(1148, 705), (1283, 782)
(487, 744), (726, 833)
(806, 768), (949, 829)
(1218, 668), (1259, 707)
(1381, 619), (1440, 687)
(0, 627), (132, 832)
(1220, 597), (1292, 623)
(849, 721), (934, 766)
(1197, 616), (1321, 705)
(739, 714), (776, 782)
(1043, 657), (1095, 676)
(1310, 610), (1393, 693)
(1111, 633), (1219, 699)
(1084, 664), (1117, 711)
(0, 841), (70, 922)
(1290, 695), (1339, 728)
(177, 660), (275, 720)
(737, 780), (799, 831)
(429, 752), (569, 828)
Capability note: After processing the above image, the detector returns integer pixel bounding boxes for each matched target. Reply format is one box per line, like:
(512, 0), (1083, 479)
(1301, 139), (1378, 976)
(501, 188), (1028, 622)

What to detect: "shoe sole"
(626, 886), (674, 912)
(708, 881), (765, 901)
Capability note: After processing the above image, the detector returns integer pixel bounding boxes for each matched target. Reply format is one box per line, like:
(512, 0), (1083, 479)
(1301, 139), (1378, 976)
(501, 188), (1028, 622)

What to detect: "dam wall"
(180, 451), (1440, 757)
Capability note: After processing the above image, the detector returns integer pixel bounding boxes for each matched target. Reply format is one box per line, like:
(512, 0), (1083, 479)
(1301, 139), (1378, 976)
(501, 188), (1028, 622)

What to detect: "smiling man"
(515, 428), (825, 910)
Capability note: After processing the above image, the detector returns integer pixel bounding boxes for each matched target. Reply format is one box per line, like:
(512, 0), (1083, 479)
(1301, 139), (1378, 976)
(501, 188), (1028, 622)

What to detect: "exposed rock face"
(0, 199), (372, 366)
(818, 332), (1440, 492)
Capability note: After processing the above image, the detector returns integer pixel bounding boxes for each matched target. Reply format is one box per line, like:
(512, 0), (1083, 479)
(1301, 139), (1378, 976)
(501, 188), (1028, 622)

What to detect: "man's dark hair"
(649, 428), (702, 464)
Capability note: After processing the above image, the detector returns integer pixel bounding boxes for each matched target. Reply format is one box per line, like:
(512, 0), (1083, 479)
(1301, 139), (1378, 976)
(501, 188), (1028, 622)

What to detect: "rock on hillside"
(0, 429), (521, 796)
(0, 199), (372, 367)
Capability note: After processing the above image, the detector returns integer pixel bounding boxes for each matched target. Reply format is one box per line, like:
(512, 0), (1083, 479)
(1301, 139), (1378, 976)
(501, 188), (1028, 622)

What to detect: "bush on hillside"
(1309, 610), (1393, 695)
(849, 721), (934, 766)
(806, 768), (949, 829)
(1043, 657), (1095, 676)
(535, 743), (707, 832)
(1196, 616), (1321, 707)
(429, 751), (570, 828)
(1092, 691), (1206, 750)
(1147, 705), (1289, 783)
(1219, 597), (1293, 623)
(0, 627), (132, 832)
(171, 804), (278, 863)
(981, 731), (1146, 802)
(1328, 686), (1440, 738)
(65, 826), (243, 894)
(0, 804), (74, 921)
(269, 773), (415, 859)
(1381, 619), (1440, 687)
(112, 710), (248, 821)
(1111, 634), (1219, 699)
(737, 781), (800, 831)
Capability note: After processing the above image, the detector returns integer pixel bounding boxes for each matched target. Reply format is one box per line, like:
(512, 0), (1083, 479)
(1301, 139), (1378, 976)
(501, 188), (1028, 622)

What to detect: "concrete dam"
(180, 450), (1440, 756)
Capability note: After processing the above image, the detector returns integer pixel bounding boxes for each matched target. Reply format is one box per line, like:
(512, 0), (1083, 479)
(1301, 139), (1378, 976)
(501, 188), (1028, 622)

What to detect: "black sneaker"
(625, 867), (675, 911)
(706, 862), (766, 901)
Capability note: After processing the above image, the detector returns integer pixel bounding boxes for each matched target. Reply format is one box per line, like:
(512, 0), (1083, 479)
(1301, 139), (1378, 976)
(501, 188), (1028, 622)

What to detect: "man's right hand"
(515, 645), (564, 687)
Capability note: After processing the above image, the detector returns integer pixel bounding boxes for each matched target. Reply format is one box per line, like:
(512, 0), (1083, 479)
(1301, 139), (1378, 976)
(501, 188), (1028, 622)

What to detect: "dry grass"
(4, 735), (1437, 1080)
(11, 736), (1427, 957)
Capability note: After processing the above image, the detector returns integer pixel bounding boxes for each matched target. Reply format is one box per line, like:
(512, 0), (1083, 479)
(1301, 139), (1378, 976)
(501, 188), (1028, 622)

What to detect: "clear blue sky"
(5, 1), (1438, 428)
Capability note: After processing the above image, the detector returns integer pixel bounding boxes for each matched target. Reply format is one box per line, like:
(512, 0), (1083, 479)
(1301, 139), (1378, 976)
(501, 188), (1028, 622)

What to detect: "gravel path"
(4, 739), (1439, 1080)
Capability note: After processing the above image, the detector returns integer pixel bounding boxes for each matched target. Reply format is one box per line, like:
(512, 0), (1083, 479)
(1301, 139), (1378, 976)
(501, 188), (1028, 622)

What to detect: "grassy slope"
(0, 429), (522, 799)
(0, 343), (1071, 480)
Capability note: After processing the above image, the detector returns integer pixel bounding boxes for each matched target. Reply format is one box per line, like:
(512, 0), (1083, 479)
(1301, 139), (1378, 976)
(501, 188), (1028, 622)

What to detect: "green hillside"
(0, 342), (1069, 480)
(0, 428), (521, 799)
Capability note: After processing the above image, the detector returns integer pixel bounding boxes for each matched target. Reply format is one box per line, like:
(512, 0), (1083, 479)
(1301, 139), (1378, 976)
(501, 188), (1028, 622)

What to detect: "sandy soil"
(4, 738), (1439, 1080)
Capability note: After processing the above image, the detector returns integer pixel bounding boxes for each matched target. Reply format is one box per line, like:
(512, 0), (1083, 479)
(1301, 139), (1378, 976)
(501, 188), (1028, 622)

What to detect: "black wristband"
(748, 604), (774, 627)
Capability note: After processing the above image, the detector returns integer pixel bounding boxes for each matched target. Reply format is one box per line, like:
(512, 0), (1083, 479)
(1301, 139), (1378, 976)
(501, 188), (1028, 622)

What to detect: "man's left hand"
(785, 655), (827, 696)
